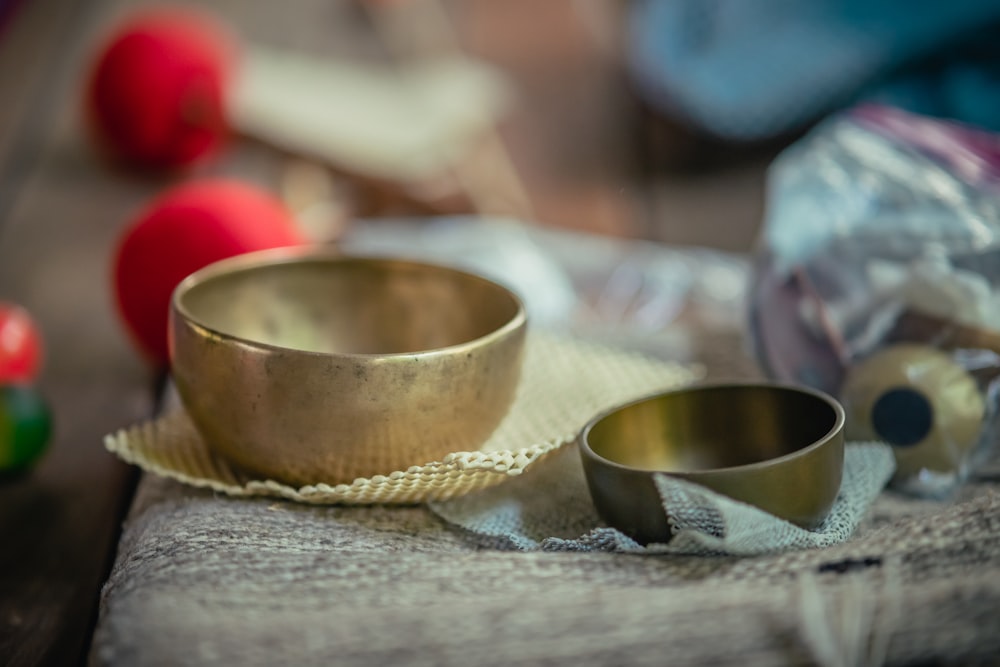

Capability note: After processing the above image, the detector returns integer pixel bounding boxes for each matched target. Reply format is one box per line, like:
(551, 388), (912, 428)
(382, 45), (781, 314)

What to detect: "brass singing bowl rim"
(171, 246), (528, 360)
(579, 382), (846, 476)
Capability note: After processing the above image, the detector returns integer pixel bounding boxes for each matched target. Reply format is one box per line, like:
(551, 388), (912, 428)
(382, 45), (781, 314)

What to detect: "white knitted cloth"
(429, 442), (895, 555)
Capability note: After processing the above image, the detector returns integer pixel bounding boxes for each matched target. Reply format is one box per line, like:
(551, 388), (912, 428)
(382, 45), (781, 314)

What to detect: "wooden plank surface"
(0, 2), (409, 663)
(0, 1), (160, 664)
(0, 1), (770, 664)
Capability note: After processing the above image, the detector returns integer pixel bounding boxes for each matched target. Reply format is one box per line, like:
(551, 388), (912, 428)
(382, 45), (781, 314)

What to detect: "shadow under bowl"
(578, 383), (845, 545)
(169, 248), (527, 486)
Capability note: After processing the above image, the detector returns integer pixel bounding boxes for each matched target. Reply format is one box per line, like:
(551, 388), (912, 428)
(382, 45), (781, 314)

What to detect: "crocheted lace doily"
(105, 332), (699, 504)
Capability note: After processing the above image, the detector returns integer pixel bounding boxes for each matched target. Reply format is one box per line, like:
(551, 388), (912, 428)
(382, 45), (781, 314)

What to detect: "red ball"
(0, 302), (43, 384)
(85, 7), (238, 170)
(113, 179), (304, 366)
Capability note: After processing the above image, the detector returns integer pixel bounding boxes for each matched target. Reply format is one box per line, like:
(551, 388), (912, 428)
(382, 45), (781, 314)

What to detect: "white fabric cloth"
(430, 442), (895, 555)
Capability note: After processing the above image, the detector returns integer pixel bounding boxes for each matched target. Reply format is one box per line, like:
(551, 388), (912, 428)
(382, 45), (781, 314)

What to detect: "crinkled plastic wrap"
(342, 216), (747, 357)
(750, 104), (1000, 497)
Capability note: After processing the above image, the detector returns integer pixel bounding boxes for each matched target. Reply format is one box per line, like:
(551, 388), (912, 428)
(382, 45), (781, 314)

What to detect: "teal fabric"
(628, 0), (1000, 139)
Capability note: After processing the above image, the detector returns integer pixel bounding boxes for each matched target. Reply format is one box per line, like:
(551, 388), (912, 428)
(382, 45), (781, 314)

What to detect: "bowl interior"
(176, 256), (522, 355)
(585, 385), (839, 472)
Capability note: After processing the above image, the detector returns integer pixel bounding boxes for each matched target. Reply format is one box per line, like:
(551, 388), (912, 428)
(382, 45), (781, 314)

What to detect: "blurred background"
(0, 0), (784, 256)
(5, 0), (1000, 258)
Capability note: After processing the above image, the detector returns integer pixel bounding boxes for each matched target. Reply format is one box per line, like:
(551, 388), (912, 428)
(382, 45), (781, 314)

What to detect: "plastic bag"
(749, 104), (1000, 497)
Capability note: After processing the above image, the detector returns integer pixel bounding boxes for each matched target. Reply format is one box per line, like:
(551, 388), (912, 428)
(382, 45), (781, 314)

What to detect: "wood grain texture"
(0, 0), (156, 664)
(91, 471), (1000, 666)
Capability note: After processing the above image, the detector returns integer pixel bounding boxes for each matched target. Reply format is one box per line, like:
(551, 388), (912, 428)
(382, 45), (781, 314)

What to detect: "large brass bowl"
(169, 249), (527, 486)
(579, 383), (845, 544)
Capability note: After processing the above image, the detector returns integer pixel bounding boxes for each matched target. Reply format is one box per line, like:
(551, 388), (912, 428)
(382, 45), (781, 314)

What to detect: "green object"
(0, 385), (52, 472)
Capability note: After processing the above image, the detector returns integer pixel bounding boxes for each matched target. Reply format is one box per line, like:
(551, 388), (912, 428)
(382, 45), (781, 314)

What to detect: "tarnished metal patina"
(170, 249), (527, 486)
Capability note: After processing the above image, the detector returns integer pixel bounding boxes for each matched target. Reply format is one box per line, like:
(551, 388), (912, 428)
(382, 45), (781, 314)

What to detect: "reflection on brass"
(579, 384), (845, 545)
(170, 248), (527, 486)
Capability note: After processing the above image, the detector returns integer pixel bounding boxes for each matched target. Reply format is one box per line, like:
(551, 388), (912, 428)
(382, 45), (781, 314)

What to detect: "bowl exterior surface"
(170, 253), (526, 486)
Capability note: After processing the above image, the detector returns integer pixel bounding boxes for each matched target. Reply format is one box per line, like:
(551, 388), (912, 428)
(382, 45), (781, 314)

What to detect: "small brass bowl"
(579, 383), (845, 544)
(169, 249), (527, 486)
